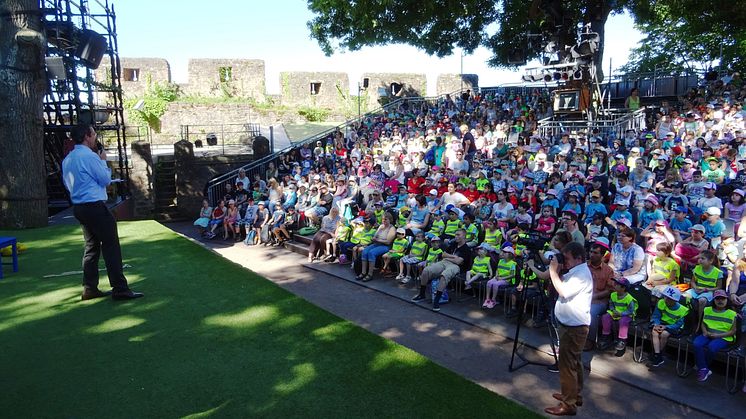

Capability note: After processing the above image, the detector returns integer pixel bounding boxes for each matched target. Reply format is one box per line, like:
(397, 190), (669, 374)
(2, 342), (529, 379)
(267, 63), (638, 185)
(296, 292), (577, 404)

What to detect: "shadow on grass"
(0, 221), (537, 419)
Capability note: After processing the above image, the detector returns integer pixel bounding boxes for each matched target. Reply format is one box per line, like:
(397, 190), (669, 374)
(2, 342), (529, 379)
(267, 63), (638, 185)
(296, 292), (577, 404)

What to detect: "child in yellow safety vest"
(462, 213), (480, 247)
(483, 246), (516, 309)
(442, 209), (463, 242)
(599, 277), (638, 357)
(427, 211), (446, 240)
(465, 243), (493, 290)
(398, 231), (429, 284)
(684, 250), (724, 330)
(693, 290), (737, 382)
(645, 242), (680, 294)
(648, 286), (689, 367)
(381, 228), (409, 276)
(349, 217), (376, 270)
(417, 236), (443, 277)
(324, 218), (350, 262)
(482, 219), (503, 250)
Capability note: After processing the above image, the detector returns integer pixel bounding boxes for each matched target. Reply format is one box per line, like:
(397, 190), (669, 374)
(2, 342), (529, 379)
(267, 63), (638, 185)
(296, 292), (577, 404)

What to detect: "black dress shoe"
(112, 290), (144, 300)
(81, 289), (112, 301)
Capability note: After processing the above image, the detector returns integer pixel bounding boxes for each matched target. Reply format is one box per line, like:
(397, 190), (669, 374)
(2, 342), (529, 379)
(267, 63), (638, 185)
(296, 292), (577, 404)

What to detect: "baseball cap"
(429, 189), (438, 196)
(613, 277), (630, 287)
(430, 236), (441, 241)
(639, 182), (651, 189)
(655, 219), (667, 226)
(615, 154), (624, 159)
(502, 246), (515, 255)
(617, 217), (632, 227)
(666, 131), (676, 137)
(683, 158), (693, 164)
(691, 224), (706, 232)
(594, 237), (610, 249)
(713, 289), (728, 299)
(662, 286), (681, 301)
(547, 189), (557, 196)
(734, 189), (745, 197)
(396, 228), (406, 234)
(645, 195), (659, 206)
(706, 207), (721, 216)
(591, 190), (601, 198)
(672, 181), (684, 189)
(704, 182), (717, 190)
(228, 199), (235, 205)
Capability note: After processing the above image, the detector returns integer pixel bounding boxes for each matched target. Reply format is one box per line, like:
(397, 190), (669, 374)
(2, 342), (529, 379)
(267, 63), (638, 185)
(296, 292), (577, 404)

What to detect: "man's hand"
(98, 149), (108, 161)
(549, 255), (560, 274)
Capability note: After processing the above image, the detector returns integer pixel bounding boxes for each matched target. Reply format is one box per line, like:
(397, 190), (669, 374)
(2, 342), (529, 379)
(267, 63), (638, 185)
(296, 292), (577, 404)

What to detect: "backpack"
(244, 230), (256, 245)
(298, 226), (318, 236)
(429, 278), (450, 304)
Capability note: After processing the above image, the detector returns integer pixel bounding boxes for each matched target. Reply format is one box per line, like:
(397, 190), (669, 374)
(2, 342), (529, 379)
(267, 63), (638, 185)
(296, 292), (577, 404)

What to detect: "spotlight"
(522, 75), (533, 82)
(553, 72), (562, 81)
(571, 68), (583, 80)
(543, 74), (553, 82)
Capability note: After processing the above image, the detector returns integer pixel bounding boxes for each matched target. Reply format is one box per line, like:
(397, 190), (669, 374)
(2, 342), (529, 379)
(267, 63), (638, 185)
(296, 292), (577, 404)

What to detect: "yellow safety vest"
(444, 219), (462, 237)
(374, 209), (384, 225)
(484, 229), (502, 247)
(359, 228), (376, 246)
(657, 299), (689, 326)
(350, 226), (365, 244)
(652, 257), (680, 284)
(497, 260), (517, 285)
(390, 238), (408, 254)
(430, 220), (445, 236)
(464, 223), (478, 242)
(398, 212), (408, 227)
(335, 225), (350, 241)
(471, 255), (491, 274)
(692, 265), (720, 289)
(409, 241), (428, 259)
(607, 292), (638, 317)
(702, 307), (737, 342)
(426, 248), (443, 264)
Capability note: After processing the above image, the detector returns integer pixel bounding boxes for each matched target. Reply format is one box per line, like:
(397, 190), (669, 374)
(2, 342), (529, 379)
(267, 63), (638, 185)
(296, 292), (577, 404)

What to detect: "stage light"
(553, 72), (562, 81)
(571, 68), (583, 80)
(543, 74), (553, 82)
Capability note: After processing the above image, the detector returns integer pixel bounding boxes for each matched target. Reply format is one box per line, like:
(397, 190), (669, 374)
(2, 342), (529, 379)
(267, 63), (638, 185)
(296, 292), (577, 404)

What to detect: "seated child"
(398, 231), (429, 284)
(465, 243), (493, 290)
(483, 246), (516, 309)
(273, 206), (297, 244)
(349, 217), (377, 269)
(194, 199), (212, 237)
(416, 236), (443, 278)
(598, 277), (638, 357)
(462, 213), (480, 247)
(685, 250), (724, 329)
(426, 211), (446, 240)
(324, 218), (350, 261)
(380, 228), (409, 276)
(648, 286), (689, 367)
(693, 290), (737, 382)
(645, 242), (680, 294)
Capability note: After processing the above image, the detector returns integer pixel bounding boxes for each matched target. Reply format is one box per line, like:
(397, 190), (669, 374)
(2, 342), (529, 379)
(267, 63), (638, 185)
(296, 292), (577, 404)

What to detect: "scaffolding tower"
(41, 0), (128, 212)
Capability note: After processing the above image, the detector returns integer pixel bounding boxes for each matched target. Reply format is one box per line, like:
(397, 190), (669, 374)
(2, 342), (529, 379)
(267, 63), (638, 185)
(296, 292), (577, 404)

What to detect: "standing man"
(545, 242), (593, 416)
(411, 229), (472, 312)
(62, 124), (143, 301)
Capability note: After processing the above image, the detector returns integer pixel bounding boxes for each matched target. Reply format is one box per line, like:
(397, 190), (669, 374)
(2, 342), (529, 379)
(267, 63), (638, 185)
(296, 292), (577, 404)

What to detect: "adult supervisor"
(411, 229), (472, 312)
(62, 124), (143, 301)
(545, 242), (593, 416)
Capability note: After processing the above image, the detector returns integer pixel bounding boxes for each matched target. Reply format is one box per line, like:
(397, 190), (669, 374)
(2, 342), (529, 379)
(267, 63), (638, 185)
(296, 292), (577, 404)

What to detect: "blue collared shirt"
(62, 144), (112, 204)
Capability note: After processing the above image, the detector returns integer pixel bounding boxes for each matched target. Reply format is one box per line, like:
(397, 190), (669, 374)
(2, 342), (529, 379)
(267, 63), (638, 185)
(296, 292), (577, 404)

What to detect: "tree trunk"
(587, 0), (612, 83)
(0, 0), (48, 228)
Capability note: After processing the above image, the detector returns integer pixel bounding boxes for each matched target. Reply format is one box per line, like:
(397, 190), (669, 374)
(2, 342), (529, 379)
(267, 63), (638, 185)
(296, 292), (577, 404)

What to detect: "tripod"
(508, 254), (560, 372)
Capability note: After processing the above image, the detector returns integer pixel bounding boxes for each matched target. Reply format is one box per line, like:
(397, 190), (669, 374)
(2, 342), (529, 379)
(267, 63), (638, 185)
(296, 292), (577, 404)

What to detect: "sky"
(112, 0), (643, 96)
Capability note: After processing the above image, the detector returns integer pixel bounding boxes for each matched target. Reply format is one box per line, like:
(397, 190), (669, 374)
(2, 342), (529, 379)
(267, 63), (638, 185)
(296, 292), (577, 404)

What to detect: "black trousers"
(73, 201), (129, 293)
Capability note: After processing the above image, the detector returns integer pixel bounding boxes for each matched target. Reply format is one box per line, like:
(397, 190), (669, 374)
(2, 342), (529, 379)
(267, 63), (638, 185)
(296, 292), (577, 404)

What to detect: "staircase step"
(292, 234), (313, 246)
(284, 240), (309, 256)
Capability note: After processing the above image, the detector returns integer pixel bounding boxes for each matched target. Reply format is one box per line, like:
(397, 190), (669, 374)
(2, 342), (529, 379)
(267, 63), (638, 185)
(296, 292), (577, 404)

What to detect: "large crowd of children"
(195, 74), (746, 389)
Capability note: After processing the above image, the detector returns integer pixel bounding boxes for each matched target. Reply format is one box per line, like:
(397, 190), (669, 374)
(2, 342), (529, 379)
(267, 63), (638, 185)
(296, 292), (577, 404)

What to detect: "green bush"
(298, 106), (330, 122)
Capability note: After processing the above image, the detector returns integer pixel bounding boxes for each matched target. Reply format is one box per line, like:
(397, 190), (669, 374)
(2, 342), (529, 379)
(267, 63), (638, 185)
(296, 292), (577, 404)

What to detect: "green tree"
(622, 1), (746, 74)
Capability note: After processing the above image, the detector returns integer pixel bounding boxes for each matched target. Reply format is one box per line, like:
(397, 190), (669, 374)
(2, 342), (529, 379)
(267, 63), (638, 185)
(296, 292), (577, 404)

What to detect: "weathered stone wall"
(280, 71), (349, 109)
(128, 141), (155, 218)
(182, 59), (265, 99)
(94, 57), (171, 99)
(173, 140), (257, 218)
(436, 73), (479, 96)
(360, 72), (427, 109)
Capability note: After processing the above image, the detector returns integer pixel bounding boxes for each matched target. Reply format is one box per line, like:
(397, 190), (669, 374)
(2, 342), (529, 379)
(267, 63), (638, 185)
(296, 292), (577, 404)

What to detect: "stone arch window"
(219, 67), (232, 82)
(310, 82), (322, 95)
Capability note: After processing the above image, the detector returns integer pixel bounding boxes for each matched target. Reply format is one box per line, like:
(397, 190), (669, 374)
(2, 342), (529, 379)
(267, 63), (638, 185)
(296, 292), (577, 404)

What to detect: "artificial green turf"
(0, 221), (539, 418)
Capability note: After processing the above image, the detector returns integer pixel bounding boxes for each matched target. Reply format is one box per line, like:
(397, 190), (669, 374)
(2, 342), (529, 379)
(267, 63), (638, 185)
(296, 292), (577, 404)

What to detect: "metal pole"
(357, 82), (361, 120)
(221, 124), (225, 155)
(270, 126), (274, 153)
(460, 51), (464, 92)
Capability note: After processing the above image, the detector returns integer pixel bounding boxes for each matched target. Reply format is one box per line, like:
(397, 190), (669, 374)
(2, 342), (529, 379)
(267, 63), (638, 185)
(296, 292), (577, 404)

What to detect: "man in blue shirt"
(62, 124), (143, 301)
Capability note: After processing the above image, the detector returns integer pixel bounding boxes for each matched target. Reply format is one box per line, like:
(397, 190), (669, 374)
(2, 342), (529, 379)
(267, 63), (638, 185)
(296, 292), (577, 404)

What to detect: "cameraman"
(545, 242), (593, 416)
(526, 231), (573, 280)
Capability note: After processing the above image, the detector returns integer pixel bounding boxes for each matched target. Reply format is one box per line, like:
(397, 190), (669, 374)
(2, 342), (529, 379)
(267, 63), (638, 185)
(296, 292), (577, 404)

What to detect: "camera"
(96, 141), (104, 153)
(551, 252), (565, 265)
(517, 232), (549, 253)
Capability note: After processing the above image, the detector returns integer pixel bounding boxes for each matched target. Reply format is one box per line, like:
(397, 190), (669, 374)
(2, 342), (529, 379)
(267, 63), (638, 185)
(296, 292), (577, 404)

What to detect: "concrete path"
(165, 221), (740, 418)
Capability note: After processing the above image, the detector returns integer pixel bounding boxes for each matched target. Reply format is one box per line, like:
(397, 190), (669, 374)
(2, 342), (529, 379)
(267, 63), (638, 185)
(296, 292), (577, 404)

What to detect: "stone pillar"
(174, 140), (198, 218)
(128, 142), (155, 218)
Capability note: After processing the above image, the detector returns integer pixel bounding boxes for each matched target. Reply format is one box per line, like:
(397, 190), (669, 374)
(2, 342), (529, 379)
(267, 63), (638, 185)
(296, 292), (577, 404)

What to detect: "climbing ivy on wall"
(124, 75), (180, 132)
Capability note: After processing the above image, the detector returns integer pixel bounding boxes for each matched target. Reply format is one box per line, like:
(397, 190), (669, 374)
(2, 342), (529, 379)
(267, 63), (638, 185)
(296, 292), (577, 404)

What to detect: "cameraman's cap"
(662, 286), (681, 301)
(594, 237), (610, 250)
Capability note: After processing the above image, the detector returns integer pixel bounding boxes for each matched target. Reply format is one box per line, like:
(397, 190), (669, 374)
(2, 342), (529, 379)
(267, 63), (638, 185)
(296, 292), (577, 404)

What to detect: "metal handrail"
(536, 108), (646, 139)
(204, 89), (466, 205)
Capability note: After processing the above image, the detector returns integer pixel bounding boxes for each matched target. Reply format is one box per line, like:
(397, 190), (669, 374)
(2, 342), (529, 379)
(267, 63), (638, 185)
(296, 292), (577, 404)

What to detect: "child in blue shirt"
(584, 191), (608, 225)
(669, 207), (693, 240)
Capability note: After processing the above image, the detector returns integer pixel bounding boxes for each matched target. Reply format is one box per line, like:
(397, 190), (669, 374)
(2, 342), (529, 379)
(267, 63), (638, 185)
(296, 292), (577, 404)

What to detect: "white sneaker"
(395, 273), (405, 281)
(401, 276), (411, 284)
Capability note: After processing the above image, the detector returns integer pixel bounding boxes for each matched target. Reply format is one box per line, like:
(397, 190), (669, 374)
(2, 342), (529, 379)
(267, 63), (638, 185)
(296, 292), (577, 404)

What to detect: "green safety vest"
(391, 238), (408, 254)
(430, 220), (445, 236)
(444, 219), (462, 237)
(607, 292), (638, 317)
(657, 299), (689, 326)
(464, 223), (478, 242)
(426, 248), (443, 264)
(702, 307), (737, 342)
(374, 210), (384, 225)
(356, 228), (375, 246)
(692, 265), (720, 289)
(398, 212), (408, 227)
(484, 229), (502, 247)
(336, 225), (350, 242)
(409, 241), (428, 259)
(350, 227), (365, 244)
(471, 255), (491, 274)
(476, 178), (490, 191)
(497, 260), (517, 285)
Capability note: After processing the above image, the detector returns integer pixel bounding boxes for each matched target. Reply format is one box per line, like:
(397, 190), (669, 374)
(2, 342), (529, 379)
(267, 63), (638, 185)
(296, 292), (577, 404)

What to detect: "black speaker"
(252, 136), (270, 157)
(507, 49), (526, 65)
(75, 29), (107, 69)
(704, 71), (718, 81)
(362, 78), (369, 89)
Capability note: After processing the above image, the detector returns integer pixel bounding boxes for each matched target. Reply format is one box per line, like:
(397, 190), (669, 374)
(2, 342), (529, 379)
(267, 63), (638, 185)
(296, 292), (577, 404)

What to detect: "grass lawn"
(0, 221), (538, 418)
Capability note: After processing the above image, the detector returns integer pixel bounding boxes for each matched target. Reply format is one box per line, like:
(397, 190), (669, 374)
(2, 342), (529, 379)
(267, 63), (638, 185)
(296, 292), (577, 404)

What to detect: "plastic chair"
(0, 237), (19, 279)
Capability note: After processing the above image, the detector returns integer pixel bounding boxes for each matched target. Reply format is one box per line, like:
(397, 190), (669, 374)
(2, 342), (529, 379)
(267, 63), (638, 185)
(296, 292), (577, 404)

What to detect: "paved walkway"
(165, 221), (741, 418)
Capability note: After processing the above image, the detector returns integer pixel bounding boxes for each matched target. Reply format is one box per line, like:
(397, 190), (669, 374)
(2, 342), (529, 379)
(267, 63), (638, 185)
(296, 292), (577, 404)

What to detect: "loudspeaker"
(507, 49), (526, 65)
(362, 78), (369, 89)
(75, 29), (107, 69)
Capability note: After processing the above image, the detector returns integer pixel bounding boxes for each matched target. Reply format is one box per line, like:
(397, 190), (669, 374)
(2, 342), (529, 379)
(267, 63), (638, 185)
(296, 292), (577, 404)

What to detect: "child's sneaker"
(482, 299), (491, 308)
(395, 273), (405, 281)
(487, 300), (497, 309)
(614, 339), (627, 357)
(697, 368), (712, 382)
(464, 281), (472, 290)
(401, 276), (411, 284)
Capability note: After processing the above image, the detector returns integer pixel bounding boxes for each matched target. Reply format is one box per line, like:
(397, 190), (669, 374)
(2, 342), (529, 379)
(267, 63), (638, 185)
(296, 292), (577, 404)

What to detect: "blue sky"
(114, 1), (642, 95)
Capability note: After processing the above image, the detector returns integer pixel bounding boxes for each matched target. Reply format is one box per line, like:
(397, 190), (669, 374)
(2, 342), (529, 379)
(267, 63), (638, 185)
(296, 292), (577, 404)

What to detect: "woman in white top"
(267, 178), (284, 215)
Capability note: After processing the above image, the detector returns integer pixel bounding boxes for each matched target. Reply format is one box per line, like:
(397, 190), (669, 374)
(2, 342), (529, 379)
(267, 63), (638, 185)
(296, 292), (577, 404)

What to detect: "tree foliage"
(307, 0), (746, 78)
(622, 1), (746, 74)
